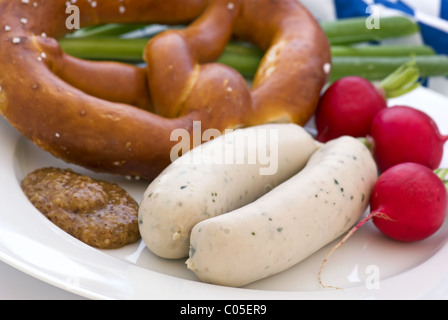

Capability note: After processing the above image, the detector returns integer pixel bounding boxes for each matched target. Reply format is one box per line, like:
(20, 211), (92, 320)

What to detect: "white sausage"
(138, 124), (320, 259)
(186, 136), (378, 287)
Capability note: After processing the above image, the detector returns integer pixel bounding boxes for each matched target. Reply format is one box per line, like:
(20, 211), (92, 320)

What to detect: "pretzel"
(0, 0), (331, 181)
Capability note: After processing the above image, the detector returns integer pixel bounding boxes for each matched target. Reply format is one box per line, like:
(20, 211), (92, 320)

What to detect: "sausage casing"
(186, 136), (378, 287)
(139, 124), (320, 259)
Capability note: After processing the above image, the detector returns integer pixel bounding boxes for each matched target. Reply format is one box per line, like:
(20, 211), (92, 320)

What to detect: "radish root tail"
(318, 211), (388, 289)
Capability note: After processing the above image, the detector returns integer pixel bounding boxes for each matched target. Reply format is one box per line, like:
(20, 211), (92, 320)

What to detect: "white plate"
(1, 86), (447, 300)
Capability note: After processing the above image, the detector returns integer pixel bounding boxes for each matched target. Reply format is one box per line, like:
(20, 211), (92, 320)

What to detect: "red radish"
(370, 162), (447, 242)
(315, 60), (420, 143)
(315, 76), (387, 142)
(318, 162), (448, 288)
(370, 105), (448, 172)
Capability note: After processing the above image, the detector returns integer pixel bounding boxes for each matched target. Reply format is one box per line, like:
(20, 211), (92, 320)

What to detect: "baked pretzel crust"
(0, 0), (330, 180)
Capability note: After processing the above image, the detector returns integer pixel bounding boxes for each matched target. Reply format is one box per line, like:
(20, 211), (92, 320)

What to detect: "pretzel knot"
(0, 0), (330, 181)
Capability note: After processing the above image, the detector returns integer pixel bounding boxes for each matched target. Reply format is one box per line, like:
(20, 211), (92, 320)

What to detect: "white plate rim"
(0, 86), (447, 300)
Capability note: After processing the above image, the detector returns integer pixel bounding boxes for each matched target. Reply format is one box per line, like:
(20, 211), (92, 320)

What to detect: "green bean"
(330, 55), (448, 81)
(58, 16), (448, 83)
(321, 16), (420, 45)
(331, 45), (435, 57)
(59, 38), (148, 61)
(66, 23), (148, 38)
